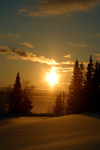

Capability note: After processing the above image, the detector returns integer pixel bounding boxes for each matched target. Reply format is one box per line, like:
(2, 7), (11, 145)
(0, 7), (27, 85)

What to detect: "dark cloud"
(0, 46), (10, 54)
(16, 50), (28, 57)
(0, 49), (8, 54)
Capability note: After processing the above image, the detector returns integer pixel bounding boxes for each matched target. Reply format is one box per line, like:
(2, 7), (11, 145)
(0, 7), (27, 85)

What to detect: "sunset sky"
(1, 0), (100, 90)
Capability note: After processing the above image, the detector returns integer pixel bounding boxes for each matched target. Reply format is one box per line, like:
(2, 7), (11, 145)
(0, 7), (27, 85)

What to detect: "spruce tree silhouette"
(80, 62), (85, 88)
(53, 93), (62, 114)
(67, 60), (85, 114)
(86, 55), (94, 85)
(9, 72), (23, 114)
(93, 61), (100, 111)
(85, 55), (94, 112)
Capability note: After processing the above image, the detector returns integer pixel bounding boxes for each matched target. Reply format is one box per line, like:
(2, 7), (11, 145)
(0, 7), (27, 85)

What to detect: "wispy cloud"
(25, 0), (100, 17)
(18, 8), (27, 14)
(22, 42), (34, 48)
(63, 54), (71, 58)
(62, 83), (69, 85)
(70, 42), (87, 47)
(0, 33), (21, 39)
(95, 53), (100, 56)
(50, 66), (73, 73)
(59, 67), (73, 72)
(61, 60), (74, 65)
(0, 46), (58, 65)
(0, 46), (75, 66)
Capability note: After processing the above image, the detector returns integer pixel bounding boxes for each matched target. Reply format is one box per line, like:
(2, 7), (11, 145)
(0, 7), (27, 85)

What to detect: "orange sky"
(0, 0), (100, 90)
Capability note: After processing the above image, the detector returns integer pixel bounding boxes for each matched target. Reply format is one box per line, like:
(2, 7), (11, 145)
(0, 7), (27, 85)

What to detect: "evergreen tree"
(86, 55), (94, 86)
(92, 61), (100, 111)
(53, 93), (62, 114)
(9, 72), (23, 114)
(80, 63), (85, 88)
(0, 90), (5, 114)
(67, 60), (84, 113)
(62, 91), (66, 114)
(85, 55), (94, 111)
(67, 55), (100, 113)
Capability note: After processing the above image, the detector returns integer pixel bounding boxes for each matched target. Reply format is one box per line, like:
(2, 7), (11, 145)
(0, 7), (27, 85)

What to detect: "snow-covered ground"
(0, 112), (100, 150)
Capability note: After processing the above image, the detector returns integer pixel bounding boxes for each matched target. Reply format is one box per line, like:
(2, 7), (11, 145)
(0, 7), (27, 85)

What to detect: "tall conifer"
(9, 72), (23, 114)
(85, 55), (94, 111)
(67, 60), (82, 113)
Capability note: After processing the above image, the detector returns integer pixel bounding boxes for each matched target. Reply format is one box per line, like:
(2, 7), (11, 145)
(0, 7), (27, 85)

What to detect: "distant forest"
(0, 55), (100, 115)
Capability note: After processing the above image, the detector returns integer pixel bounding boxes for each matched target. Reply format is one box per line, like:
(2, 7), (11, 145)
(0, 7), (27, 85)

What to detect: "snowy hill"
(0, 112), (100, 150)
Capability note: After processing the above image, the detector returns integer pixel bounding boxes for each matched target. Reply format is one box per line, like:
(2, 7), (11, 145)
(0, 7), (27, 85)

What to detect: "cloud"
(18, 8), (27, 13)
(51, 66), (73, 72)
(0, 34), (6, 39)
(7, 55), (18, 60)
(0, 46), (58, 65)
(26, 0), (100, 17)
(0, 33), (21, 39)
(0, 46), (10, 54)
(60, 67), (73, 72)
(64, 54), (71, 58)
(62, 83), (69, 85)
(7, 34), (21, 38)
(70, 42), (87, 47)
(95, 53), (100, 56)
(0, 45), (76, 67)
(22, 42), (34, 48)
(97, 57), (100, 60)
(61, 60), (74, 65)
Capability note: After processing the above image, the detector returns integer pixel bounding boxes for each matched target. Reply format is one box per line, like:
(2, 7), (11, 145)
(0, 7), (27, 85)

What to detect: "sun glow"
(47, 69), (58, 85)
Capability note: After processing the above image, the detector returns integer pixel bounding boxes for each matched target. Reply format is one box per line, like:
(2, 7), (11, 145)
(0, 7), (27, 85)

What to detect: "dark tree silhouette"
(85, 55), (94, 112)
(53, 93), (62, 114)
(67, 60), (85, 113)
(86, 55), (94, 84)
(92, 61), (100, 111)
(0, 90), (5, 114)
(0, 86), (12, 114)
(9, 72), (23, 114)
(80, 62), (85, 88)
(53, 92), (66, 114)
(67, 55), (100, 114)
(62, 91), (66, 114)
(22, 80), (33, 114)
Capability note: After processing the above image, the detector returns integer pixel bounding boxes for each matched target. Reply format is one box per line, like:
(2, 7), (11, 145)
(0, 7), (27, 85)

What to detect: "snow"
(0, 113), (100, 150)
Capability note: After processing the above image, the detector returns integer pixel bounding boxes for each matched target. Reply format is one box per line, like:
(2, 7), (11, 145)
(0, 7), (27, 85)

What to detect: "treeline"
(53, 55), (100, 114)
(0, 73), (33, 114)
(1, 55), (100, 115)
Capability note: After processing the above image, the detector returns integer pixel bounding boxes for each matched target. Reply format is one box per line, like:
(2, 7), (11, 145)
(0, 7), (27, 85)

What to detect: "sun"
(47, 69), (58, 85)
